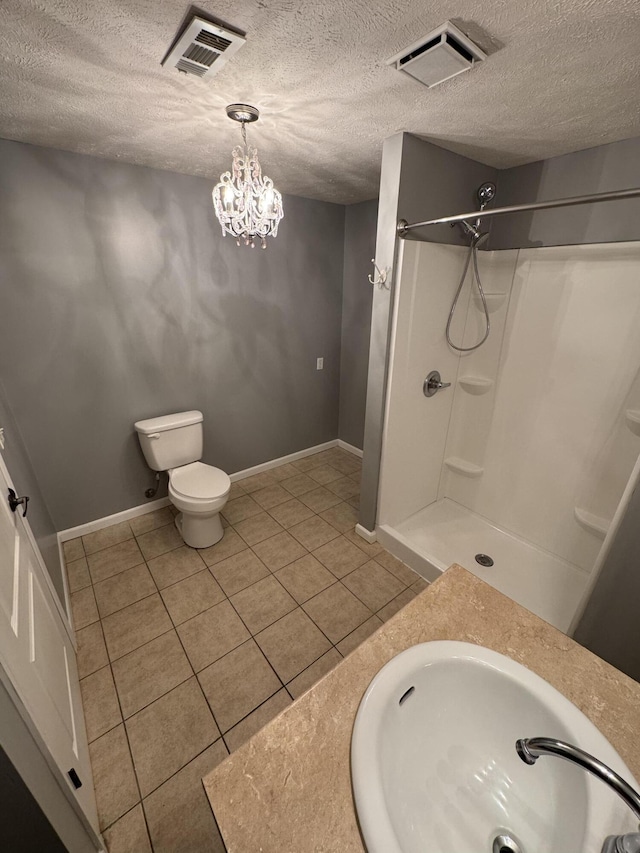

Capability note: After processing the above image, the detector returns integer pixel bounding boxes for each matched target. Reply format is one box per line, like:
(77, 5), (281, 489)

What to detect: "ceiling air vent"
(388, 21), (486, 88)
(162, 16), (245, 80)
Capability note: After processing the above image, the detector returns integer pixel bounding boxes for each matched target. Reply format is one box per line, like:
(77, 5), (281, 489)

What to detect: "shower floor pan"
(377, 499), (589, 632)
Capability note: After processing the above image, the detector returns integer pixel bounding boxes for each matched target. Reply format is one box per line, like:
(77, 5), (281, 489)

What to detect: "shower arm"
(396, 187), (640, 237)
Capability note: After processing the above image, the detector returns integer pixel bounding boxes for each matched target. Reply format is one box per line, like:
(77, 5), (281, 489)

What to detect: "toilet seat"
(167, 461), (230, 546)
(169, 462), (230, 502)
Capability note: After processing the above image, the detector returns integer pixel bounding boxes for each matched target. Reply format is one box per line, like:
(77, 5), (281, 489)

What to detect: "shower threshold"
(377, 499), (590, 633)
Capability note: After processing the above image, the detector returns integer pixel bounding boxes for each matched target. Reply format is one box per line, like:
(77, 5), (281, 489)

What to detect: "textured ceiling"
(2, 0), (640, 203)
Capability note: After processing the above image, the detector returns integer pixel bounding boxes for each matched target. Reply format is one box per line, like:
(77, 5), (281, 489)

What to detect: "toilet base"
(175, 510), (224, 549)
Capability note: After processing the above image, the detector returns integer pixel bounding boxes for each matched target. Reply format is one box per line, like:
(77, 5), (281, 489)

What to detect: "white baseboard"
(57, 438), (359, 542)
(57, 497), (171, 543)
(355, 523), (377, 544)
(337, 439), (363, 458)
(229, 440), (338, 482)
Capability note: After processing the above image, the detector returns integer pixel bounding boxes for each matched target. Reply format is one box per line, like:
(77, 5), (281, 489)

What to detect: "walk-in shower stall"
(374, 174), (640, 633)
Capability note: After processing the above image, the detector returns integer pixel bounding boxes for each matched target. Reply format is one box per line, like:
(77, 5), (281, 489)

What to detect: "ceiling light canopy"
(212, 104), (284, 248)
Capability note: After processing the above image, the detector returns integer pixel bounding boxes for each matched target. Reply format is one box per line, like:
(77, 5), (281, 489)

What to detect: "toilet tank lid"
(134, 411), (203, 435)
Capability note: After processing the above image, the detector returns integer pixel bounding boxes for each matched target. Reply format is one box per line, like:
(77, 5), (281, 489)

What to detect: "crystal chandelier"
(212, 104), (284, 249)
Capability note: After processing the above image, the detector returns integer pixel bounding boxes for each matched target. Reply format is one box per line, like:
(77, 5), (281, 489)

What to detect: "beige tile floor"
(64, 447), (428, 853)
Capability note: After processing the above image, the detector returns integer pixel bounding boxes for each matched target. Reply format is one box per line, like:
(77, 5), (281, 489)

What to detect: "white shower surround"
(377, 239), (640, 630)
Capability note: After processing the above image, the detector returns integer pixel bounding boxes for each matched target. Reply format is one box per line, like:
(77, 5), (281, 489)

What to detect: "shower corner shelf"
(472, 292), (507, 313)
(625, 409), (640, 436)
(444, 457), (484, 478)
(458, 376), (494, 395)
(574, 507), (610, 539)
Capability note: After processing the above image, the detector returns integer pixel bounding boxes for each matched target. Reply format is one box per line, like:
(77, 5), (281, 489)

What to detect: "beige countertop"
(204, 565), (640, 852)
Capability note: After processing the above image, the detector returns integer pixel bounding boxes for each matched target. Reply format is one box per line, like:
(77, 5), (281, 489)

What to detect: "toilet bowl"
(168, 461), (230, 549)
(134, 410), (231, 549)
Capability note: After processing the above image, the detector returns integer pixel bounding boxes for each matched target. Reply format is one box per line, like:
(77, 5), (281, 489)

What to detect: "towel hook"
(368, 259), (388, 288)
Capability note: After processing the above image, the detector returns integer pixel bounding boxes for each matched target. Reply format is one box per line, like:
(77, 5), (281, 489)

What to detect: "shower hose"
(446, 233), (490, 352)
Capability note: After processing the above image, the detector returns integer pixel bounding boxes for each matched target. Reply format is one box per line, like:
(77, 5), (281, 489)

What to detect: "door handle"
(8, 488), (29, 517)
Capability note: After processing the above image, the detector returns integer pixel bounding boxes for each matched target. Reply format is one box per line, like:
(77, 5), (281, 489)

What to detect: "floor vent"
(388, 21), (486, 88)
(162, 16), (245, 80)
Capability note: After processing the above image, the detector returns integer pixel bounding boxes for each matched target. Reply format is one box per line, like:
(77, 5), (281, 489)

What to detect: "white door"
(0, 452), (100, 837)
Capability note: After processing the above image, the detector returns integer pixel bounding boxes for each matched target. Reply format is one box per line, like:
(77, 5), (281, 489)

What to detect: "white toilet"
(134, 410), (231, 549)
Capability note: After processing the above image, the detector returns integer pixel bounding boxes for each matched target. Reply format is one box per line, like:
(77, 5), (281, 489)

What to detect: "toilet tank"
(134, 411), (203, 471)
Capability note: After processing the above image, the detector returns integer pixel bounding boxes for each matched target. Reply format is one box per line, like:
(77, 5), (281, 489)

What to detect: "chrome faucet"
(516, 738), (640, 853)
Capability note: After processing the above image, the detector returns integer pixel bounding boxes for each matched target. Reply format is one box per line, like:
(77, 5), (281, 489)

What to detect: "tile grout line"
(151, 551), (348, 761)
(301, 580), (375, 645)
(283, 642), (345, 692)
(141, 521), (391, 669)
(142, 739), (230, 809)
(221, 688), (287, 753)
(67, 450), (376, 848)
(216, 595), (292, 699)
(166, 597), (232, 778)
(98, 636), (145, 836)
(84, 534), (199, 845)
(185, 525), (347, 702)
(79, 528), (403, 672)
(82, 558), (413, 709)
(337, 561), (416, 612)
(99, 732), (231, 840)
(87, 519), (205, 619)
(168, 521), (363, 732)
(85, 587), (378, 832)
(97, 543), (224, 847)
(96, 543), (167, 841)
(132, 522), (290, 758)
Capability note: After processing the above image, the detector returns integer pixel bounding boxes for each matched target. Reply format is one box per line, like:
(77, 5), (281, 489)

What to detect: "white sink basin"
(351, 642), (638, 853)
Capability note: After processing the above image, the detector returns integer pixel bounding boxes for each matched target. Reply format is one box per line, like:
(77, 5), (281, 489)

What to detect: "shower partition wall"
(377, 239), (640, 632)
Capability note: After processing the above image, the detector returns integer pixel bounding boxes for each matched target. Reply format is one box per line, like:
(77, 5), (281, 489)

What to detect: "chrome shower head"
(478, 182), (496, 209)
(457, 183), (495, 242)
(460, 219), (489, 244)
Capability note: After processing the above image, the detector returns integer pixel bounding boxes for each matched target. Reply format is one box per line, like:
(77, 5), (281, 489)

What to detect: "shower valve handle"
(424, 371), (451, 397)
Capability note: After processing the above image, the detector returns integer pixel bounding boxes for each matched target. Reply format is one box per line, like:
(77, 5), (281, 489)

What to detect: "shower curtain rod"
(396, 187), (640, 236)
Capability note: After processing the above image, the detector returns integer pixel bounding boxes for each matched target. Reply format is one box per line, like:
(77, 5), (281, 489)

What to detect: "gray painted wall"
(573, 482), (640, 682)
(490, 136), (640, 249)
(0, 380), (64, 604)
(338, 199), (377, 450)
(0, 140), (345, 530)
(399, 135), (498, 247)
(359, 133), (498, 531)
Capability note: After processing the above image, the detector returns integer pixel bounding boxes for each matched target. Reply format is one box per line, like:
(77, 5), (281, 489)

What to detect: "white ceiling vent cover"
(388, 21), (486, 88)
(162, 16), (245, 79)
